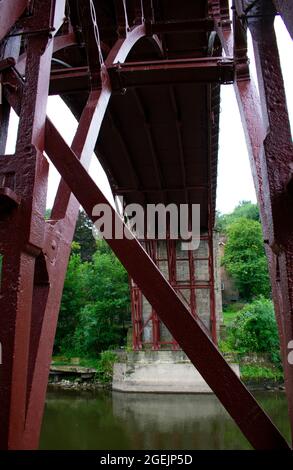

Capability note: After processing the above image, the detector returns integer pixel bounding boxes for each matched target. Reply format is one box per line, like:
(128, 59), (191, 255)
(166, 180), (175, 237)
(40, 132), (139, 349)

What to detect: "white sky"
(5, 17), (292, 216)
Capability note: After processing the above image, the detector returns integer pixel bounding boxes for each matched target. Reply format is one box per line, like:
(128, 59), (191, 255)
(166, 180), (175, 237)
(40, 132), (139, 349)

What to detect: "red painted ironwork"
(0, 0), (65, 450)
(0, 1), (152, 450)
(0, 0), (28, 41)
(107, 57), (235, 90)
(130, 283), (143, 350)
(247, 5), (293, 440)
(220, 0), (293, 443)
(0, 0), (292, 451)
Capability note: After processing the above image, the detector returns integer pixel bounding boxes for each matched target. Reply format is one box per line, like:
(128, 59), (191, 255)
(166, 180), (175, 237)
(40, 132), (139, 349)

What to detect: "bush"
(227, 298), (281, 365)
(95, 351), (118, 384)
(240, 364), (283, 382)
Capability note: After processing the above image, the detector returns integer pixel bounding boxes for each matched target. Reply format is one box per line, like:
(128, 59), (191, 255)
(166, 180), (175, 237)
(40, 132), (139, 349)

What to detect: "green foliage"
(95, 239), (112, 255)
(226, 298), (281, 365)
(218, 339), (233, 353)
(216, 200), (259, 233)
(94, 351), (118, 383)
(222, 303), (246, 325)
(222, 218), (270, 300)
(46, 210), (96, 261)
(73, 211), (97, 261)
(240, 364), (283, 383)
(54, 250), (88, 354)
(51, 352), (118, 384)
(54, 240), (130, 358)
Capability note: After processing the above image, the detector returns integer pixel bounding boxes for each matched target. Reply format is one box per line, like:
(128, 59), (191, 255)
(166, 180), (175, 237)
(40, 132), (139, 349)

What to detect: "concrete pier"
(113, 351), (240, 393)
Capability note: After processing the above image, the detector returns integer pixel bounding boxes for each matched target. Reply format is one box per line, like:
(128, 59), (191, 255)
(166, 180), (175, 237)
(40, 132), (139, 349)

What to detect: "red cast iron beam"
(49, 67), (91, 95)
(0, 0), (28, 41)
(23, 90), (106, 449)
(0, 0), (65, 450)
(51, 23), (151, 222)
(220, 1), (293, 442)
(48, 58), (234, 95)
(53, 32), (77, 53)
(145, 18), (215, 35)
(247, 6), (293, 440)
(114, 185), (208, 194)
(45, 118), (289, 450)
(108, 57), (235, 91)
(207, 83), (217, 343)
(0, 57), (16, 72)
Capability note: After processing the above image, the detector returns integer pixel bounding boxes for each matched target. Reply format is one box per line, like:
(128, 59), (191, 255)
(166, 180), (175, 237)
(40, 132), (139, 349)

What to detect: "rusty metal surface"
(50, 0), (222, 231)
(0, 0), (58, 449)
(107, 57), (234, 90)
(247, 4), (293, 442)
(0, 0), (292, 451)
(221, 0), (293, 445)
(0, 0), (28, 41)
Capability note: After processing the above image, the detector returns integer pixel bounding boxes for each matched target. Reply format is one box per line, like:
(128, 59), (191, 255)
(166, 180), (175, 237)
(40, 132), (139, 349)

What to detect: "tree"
(72, 246), (130, 355)
(54, 240), (130, 357)
(222, 218), (270, 300)
(54, 244), (88, 354)
(73, 211), (97, 261)
(46, 209), (96, 261)
(216, 201), (260, 233)
(231, 201), (260, 222)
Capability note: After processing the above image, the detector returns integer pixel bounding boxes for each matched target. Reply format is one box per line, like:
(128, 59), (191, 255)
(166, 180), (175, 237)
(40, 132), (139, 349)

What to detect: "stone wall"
(131, 231), (223, 348)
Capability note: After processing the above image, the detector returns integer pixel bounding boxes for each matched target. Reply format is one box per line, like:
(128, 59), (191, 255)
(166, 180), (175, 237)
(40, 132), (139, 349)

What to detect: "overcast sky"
(5, 17), (292, 216)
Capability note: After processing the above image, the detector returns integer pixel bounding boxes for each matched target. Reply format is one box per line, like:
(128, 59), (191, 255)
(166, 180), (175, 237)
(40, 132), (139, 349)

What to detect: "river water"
(40, 389), (290, 449)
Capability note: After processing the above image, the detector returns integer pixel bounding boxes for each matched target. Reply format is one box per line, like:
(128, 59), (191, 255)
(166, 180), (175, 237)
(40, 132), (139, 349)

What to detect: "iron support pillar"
(221, 0), (293, 443)
(247, 2), (293, 441)
(0, 0), (59, 449)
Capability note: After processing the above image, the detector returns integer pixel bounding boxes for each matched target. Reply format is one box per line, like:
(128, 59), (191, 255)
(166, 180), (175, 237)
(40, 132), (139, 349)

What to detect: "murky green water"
(40, 389), (291, 450)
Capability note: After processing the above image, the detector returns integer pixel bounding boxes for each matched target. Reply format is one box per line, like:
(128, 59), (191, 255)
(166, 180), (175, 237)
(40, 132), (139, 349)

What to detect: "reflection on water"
(40, 389), (290, 450)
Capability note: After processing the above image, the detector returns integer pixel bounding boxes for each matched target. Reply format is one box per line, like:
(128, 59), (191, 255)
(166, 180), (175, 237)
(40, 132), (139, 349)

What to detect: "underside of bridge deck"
(0, 0), (292, 450)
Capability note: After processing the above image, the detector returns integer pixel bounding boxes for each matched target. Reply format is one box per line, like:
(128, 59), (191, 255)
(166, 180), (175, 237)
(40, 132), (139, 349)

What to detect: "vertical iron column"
(247, 1), (293, 439)
(222, 0), (293, 441)
(0, 0), (62, 449)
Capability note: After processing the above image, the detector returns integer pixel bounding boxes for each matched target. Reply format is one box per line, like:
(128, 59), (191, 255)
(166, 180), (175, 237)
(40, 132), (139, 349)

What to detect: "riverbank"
(48, 379), (285, 393)
(49, 352), (117, 391)
(49, 353), (285, 393)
